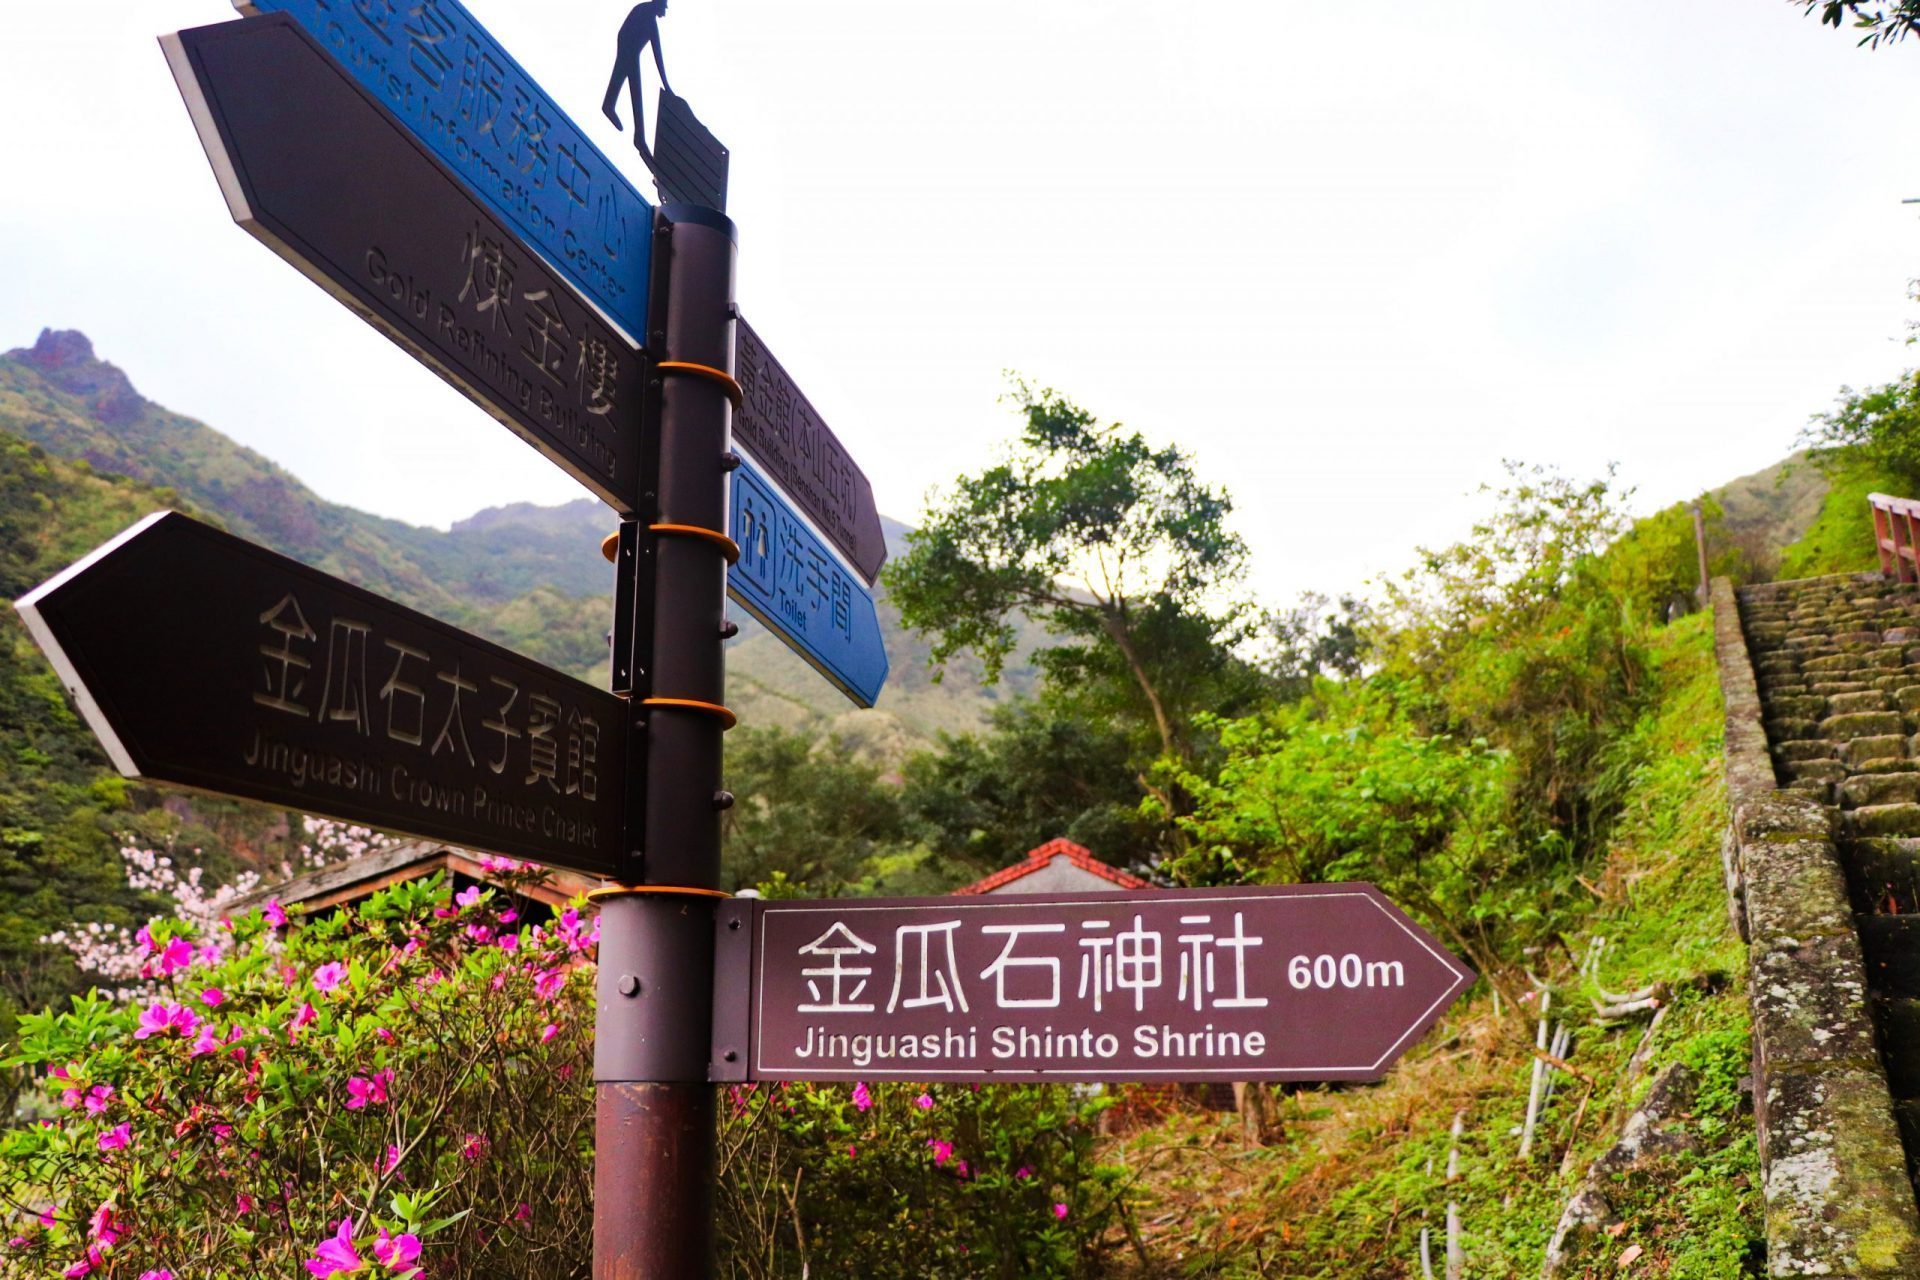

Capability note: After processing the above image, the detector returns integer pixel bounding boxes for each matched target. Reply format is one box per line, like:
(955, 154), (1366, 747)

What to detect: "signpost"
(236, 0), (656, 345)
(2, 4), (1483, 1276)
(17, 511), (629, 876)
(712, 886), (1473, 1085)
(729, 456), (890, 707)
(735, 316), (888, 584)
(164, 16), (647, 516)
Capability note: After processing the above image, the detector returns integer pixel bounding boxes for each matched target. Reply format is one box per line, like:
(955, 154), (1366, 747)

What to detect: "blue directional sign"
(238, 0), (654, 345)
(729, 459), (889, 708)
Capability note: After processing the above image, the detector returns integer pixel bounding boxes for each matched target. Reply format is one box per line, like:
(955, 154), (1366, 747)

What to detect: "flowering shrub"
(40, 818), (391, 1000)
(2, 865), (596, 1279)
(6, 859), (1131, 1279)
(717, 1078), (1129, 1278)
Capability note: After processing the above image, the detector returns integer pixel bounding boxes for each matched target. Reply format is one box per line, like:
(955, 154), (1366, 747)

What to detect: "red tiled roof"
(953, 838), (1148, 896)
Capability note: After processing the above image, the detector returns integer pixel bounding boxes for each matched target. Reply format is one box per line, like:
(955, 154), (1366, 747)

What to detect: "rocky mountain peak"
(18, 328), (97, 369)
(8, 329), (144, 426)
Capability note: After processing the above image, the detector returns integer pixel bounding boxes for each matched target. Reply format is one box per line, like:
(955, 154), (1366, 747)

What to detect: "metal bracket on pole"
(594, 888), (729, 1084)
(709, 897), (758, 1083)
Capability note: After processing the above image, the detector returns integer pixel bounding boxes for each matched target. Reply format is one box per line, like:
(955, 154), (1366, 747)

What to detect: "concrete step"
(1849, 805), (1920, 838)
(1844, 838), (1920, 915)
(1845, 735), (1912, 767)
(1842, 773), (1920, 810)
(1833, 691), (1897, 716)
(1826, 714), (1908, 741)
(1875, 997), (1920, 1098)
(1860, 914), (1920, 999)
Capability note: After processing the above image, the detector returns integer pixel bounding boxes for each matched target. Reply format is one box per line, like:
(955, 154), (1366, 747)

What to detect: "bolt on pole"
(594, 203), (738, 1280)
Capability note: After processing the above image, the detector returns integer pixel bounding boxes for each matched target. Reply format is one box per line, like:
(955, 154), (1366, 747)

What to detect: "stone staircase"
(1739, 572), (1920, 1187)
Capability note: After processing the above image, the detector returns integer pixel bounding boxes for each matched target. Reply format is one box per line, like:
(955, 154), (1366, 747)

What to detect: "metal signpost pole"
(593, 204), (737, 1280)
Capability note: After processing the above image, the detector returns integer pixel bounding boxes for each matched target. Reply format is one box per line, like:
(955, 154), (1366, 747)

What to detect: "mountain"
(1708, 450), (1831, 579)
(0, 329), (1036, 755)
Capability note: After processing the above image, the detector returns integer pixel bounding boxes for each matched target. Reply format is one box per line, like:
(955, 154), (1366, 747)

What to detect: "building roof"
(953, 838), (1148, 896)
(238, 839), (607, 915)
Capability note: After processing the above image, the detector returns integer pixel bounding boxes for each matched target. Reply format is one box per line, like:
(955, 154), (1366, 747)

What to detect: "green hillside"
(0, 329), (1038, 751)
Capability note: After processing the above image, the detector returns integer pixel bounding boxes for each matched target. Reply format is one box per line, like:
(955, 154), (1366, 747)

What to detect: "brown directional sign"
(734, 318), (887, 585)
(17, 513), (628, 878)
(162, 15), (646, 515)
(710, 884), (1474, 1084)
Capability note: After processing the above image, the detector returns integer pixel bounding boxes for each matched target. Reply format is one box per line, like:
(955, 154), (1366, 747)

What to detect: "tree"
(899, 700), (1166, 874)
(884, 384), (1256, 817)
(1799, 0), (1920, 46)
(1799, 370), (1920, 487)
(720, 728), (908, 894)
(1262, 593), (1369, 700)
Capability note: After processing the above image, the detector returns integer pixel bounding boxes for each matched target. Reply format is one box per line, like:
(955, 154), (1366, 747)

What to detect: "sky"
(2, 0), (1919, 606)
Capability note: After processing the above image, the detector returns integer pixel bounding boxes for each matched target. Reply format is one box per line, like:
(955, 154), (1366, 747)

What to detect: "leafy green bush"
(1801, 370), (1920, 487)
(718, 1080), (1128, 1279)
(1168, 682), (1517, 980)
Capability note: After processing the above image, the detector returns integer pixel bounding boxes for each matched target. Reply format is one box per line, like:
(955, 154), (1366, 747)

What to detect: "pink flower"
(1015, 1166), (1032, 1180)
(372, 1229), (421, 1270)
(533, 969), (566, 1001)
(135, 1001), (199, 1040)
(88, 1205), (119, 1247)
(499, 909), (520, 924)
(189, 1024), (222, 1058)
(140, 1272), (175, 1280)
(955, 1160), (970, 1178)
(312, 963), (348, 994)
(345, 1070), (394, 1112)
(97, 1124), (132, 1152)
(201, 988), (226, 1008)
(460, 1133), (489, 1161)
(513, 1203), (532, 1223)
(1052, 1203), (1069, 1221)
(61, 1088), (84, 1109)
(263, 901), (288, 928)
(84, 1086), (113, 1115)
(38, 1207), (56, 1228)
(540, 1024), (560, 1043)
(927, 1139), (952, 1166)
(915, 1093), (934, 1110)
(851, 1082), (873, 1113)
(305, 1218), (363, 1277)
(62, 1248), (103, 1278)
(497, 933), (519, 952)
(288, 1001), (318, 1044)
(847, 1145), (857, 1158)
(237, 1194), (256, 1215)
(455, 886), (483, 910)
(150, 936), (193, 977)
(383, 1146), (402, 1176)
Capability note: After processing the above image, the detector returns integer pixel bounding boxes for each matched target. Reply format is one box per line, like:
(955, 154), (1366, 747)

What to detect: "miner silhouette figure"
(603, 0), (673, 164)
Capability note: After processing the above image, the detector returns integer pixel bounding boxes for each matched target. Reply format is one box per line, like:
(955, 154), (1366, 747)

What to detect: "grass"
(1776, 459), (1905, 581)
(1095, 614), (1762, 1278)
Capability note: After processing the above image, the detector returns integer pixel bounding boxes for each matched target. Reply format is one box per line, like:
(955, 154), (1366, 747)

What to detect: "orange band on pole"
(656, 360), (744, 409)
(643, 697), (738, 730)
(600, 531), (620, 564)
(651, 523), (741, 564)
(587, 885), (733, 902)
